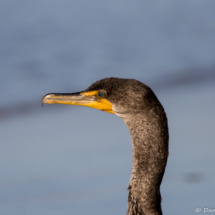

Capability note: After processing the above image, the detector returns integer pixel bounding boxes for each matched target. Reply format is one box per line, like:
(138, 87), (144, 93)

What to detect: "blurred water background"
(0, 0), (215, 214)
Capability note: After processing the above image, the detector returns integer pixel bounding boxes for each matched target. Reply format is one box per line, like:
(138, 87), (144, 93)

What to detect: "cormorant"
(42, 77), (169, 215)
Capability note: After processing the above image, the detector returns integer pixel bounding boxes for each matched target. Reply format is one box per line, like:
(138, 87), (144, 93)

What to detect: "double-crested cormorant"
(42, 78), (169, 215)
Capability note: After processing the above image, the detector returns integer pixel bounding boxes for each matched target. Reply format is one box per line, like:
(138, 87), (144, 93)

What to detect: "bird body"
(42, 78), (169, 215)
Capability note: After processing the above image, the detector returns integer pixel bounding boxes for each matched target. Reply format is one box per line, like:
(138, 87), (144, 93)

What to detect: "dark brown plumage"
(42, 77), (169, 215)
(86, 78), (169, 215)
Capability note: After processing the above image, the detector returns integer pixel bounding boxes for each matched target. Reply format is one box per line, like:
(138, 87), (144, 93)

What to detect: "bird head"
(42, 77), (157, 116)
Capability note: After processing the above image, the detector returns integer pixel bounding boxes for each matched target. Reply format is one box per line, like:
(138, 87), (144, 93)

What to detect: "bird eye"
(98, 92), (104, 98)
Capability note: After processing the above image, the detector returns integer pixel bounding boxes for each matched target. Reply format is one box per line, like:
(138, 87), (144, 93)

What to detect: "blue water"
(0, 0), (215, 214)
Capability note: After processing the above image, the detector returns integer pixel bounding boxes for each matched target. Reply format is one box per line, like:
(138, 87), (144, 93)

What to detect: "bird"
(42, 77), (169, 215)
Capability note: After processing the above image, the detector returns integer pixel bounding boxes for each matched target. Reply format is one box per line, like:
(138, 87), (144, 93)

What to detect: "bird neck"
(123, 111), (168, 215)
